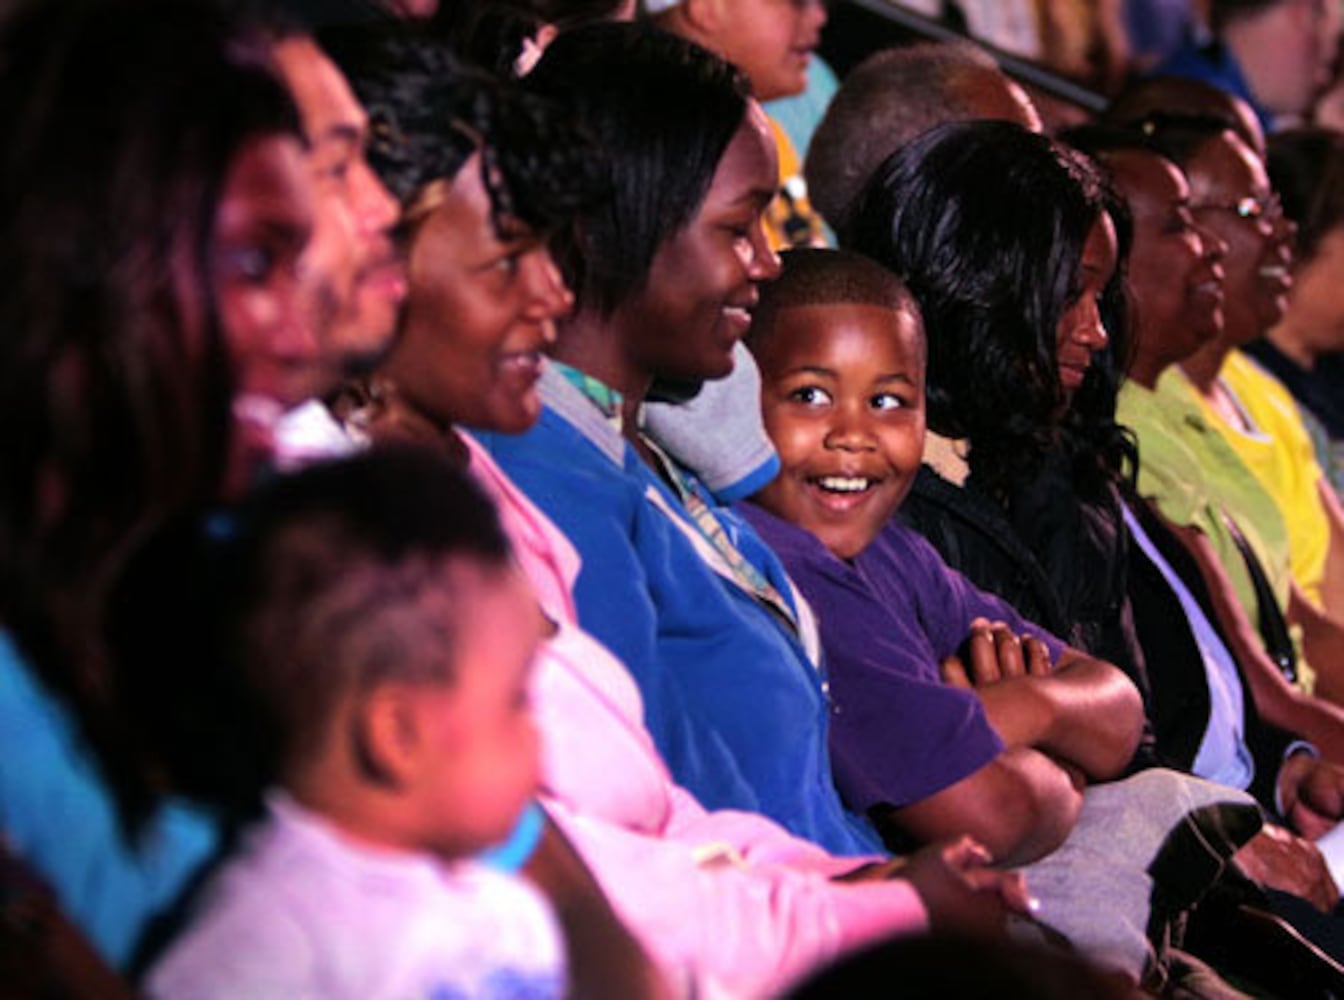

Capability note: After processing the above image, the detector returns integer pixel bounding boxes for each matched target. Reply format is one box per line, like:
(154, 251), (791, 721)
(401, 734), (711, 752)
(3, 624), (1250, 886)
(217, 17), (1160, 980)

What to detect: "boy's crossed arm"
(943, 618), (1145, 782)
(877, 744), (1084, 869)
(881, 620), (1145, 868)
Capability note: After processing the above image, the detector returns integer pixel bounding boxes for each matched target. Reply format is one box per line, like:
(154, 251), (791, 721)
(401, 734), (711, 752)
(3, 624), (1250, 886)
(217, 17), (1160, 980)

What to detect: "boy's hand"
(842, 836), (1037, 938)
(941, 619), (1052, 688)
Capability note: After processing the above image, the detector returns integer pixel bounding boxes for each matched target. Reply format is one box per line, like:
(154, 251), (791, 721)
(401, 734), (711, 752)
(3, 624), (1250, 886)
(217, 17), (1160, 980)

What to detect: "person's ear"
(353, 685), (420, 789)
(678, 0), (728, 38)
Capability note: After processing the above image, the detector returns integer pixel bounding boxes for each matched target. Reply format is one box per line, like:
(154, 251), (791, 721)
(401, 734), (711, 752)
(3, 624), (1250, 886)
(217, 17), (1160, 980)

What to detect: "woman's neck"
(552, 309), (652, 447)
(1126, 350), (1168, 391)
(1204, 377), (1255, 434)
(1127, 319), (1196, 389)
(1177, 340), (1256, 433)
(1178, 336), (1230, 393)
(343, 370), (469, 468)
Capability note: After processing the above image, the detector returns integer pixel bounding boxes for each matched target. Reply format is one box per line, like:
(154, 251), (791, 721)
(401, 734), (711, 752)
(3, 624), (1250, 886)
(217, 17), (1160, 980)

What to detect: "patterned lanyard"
(556, 362), (799, 633)
(641, 431), (798, 634)
(555, 362), (627, 434)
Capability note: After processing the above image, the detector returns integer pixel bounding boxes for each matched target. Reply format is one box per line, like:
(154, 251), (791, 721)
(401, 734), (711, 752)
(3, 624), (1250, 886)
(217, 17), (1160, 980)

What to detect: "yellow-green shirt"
(1123, 373), (1312, 690)
(1189, 351), (1330, 608)
(1119, 378), (1288, 631)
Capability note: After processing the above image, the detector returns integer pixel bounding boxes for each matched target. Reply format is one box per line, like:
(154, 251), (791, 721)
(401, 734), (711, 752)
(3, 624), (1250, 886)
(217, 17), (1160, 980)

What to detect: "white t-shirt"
(148, 793), (566, 1000)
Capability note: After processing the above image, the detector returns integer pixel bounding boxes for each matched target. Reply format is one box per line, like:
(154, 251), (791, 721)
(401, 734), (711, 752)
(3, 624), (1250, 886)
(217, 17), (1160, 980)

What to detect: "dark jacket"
(897, 462), (1159, 771)
(1125, 493), (1295, 814)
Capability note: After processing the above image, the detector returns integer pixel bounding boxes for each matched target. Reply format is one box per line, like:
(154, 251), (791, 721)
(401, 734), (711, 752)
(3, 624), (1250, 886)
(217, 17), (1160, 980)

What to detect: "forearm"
(885, 746), (1084, 867)
(545, 800), (927, 997)
(1172, 519), (1344, 761)
(976, 653), (1143, 779)
(523, 815), (672, 1000)
(1266, 685), (1344, 766)
(1289, 582), (1344, 706)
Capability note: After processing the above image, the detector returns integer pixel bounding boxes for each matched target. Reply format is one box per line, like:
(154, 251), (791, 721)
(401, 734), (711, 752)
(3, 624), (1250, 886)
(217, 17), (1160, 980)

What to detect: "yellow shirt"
(764, 116), (828, 251)
(1192, 351), (1331, 607)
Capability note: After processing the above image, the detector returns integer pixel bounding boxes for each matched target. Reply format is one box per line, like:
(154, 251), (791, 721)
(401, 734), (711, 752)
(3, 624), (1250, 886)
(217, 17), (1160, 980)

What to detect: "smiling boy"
(740, 248), (1145, 866)
(737, 249), (1258, 985)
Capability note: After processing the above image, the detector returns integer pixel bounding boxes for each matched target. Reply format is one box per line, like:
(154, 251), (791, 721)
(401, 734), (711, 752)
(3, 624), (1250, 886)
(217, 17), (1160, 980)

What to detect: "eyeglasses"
(1190, 192), (1283, 222)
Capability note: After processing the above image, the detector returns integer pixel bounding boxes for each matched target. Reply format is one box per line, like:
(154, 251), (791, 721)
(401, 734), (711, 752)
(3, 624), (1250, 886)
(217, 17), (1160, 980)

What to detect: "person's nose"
(746, 217), (782, 283)
(350, 159), (399, 238)
(824, 401), (877, 453)
(522, 248), (575, 330)
(1194, 220), (1229, 265)
(1071, 299), (1109, 352)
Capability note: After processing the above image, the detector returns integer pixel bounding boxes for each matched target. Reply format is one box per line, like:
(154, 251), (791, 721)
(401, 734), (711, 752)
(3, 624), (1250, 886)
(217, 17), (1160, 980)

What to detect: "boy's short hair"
(109, 447), (513, 814)
(747, 247), (923, 359)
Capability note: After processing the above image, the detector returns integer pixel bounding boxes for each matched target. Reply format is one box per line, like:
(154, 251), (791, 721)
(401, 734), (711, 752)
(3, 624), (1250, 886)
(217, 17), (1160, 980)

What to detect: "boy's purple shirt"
(739, 501), (1065, 813)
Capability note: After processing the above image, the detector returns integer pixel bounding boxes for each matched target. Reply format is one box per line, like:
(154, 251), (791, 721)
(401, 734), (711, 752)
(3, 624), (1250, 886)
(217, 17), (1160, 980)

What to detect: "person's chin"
(483, 400), (541, 437)
(1187, 326), (1221, 355)
(816, 521), (874, 562)
(353, 293), (405, 350)
(336, 323), (400, 379)
(1255, 298), (1289, 333)
(706, 354), (736, 382)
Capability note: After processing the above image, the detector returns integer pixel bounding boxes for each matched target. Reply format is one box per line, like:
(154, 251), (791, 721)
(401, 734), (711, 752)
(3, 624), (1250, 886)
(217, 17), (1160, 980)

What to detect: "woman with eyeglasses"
(1067, 118), (1344, 856)
(1132, 112), (1344, 708)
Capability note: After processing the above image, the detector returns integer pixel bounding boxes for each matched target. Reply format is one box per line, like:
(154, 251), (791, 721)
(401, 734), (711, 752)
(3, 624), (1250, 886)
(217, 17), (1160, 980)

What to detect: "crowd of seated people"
(10, 0), (1344, 997)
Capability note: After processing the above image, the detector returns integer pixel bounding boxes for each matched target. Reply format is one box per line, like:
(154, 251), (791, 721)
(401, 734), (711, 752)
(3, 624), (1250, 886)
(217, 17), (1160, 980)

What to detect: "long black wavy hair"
(843, 119), (1134, 503)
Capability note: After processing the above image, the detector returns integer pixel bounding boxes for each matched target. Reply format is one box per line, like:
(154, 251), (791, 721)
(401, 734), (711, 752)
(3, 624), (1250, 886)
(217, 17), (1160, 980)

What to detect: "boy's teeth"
(818, 476), (870, 493)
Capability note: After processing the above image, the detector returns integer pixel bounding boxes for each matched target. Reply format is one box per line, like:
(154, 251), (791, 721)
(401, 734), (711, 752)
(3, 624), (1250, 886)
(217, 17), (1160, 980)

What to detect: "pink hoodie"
(465, 432), (926, 998)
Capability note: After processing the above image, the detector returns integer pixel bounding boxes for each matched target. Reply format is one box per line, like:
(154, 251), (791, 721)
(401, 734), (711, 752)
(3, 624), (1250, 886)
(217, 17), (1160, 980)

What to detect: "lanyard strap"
(641, 433), (798, 633)
(557, 360), (798, 633)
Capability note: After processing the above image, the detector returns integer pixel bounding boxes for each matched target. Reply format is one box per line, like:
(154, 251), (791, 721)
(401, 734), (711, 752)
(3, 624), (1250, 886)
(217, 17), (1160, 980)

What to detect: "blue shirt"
(1125, 0), (1196, 66)
(476, 367), (881, 857)
(1154, 35), (1274, 133)
(764, 55), (840, 160)
(0, 629), (220, 968)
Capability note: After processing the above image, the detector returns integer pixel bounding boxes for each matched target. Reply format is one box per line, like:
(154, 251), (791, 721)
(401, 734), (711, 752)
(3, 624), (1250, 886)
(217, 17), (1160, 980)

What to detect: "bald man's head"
(805, 41), (1041, 234)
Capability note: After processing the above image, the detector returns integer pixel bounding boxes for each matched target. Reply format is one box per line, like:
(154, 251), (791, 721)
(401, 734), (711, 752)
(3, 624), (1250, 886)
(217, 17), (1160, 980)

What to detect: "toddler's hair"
(108, 446), (513, 818)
